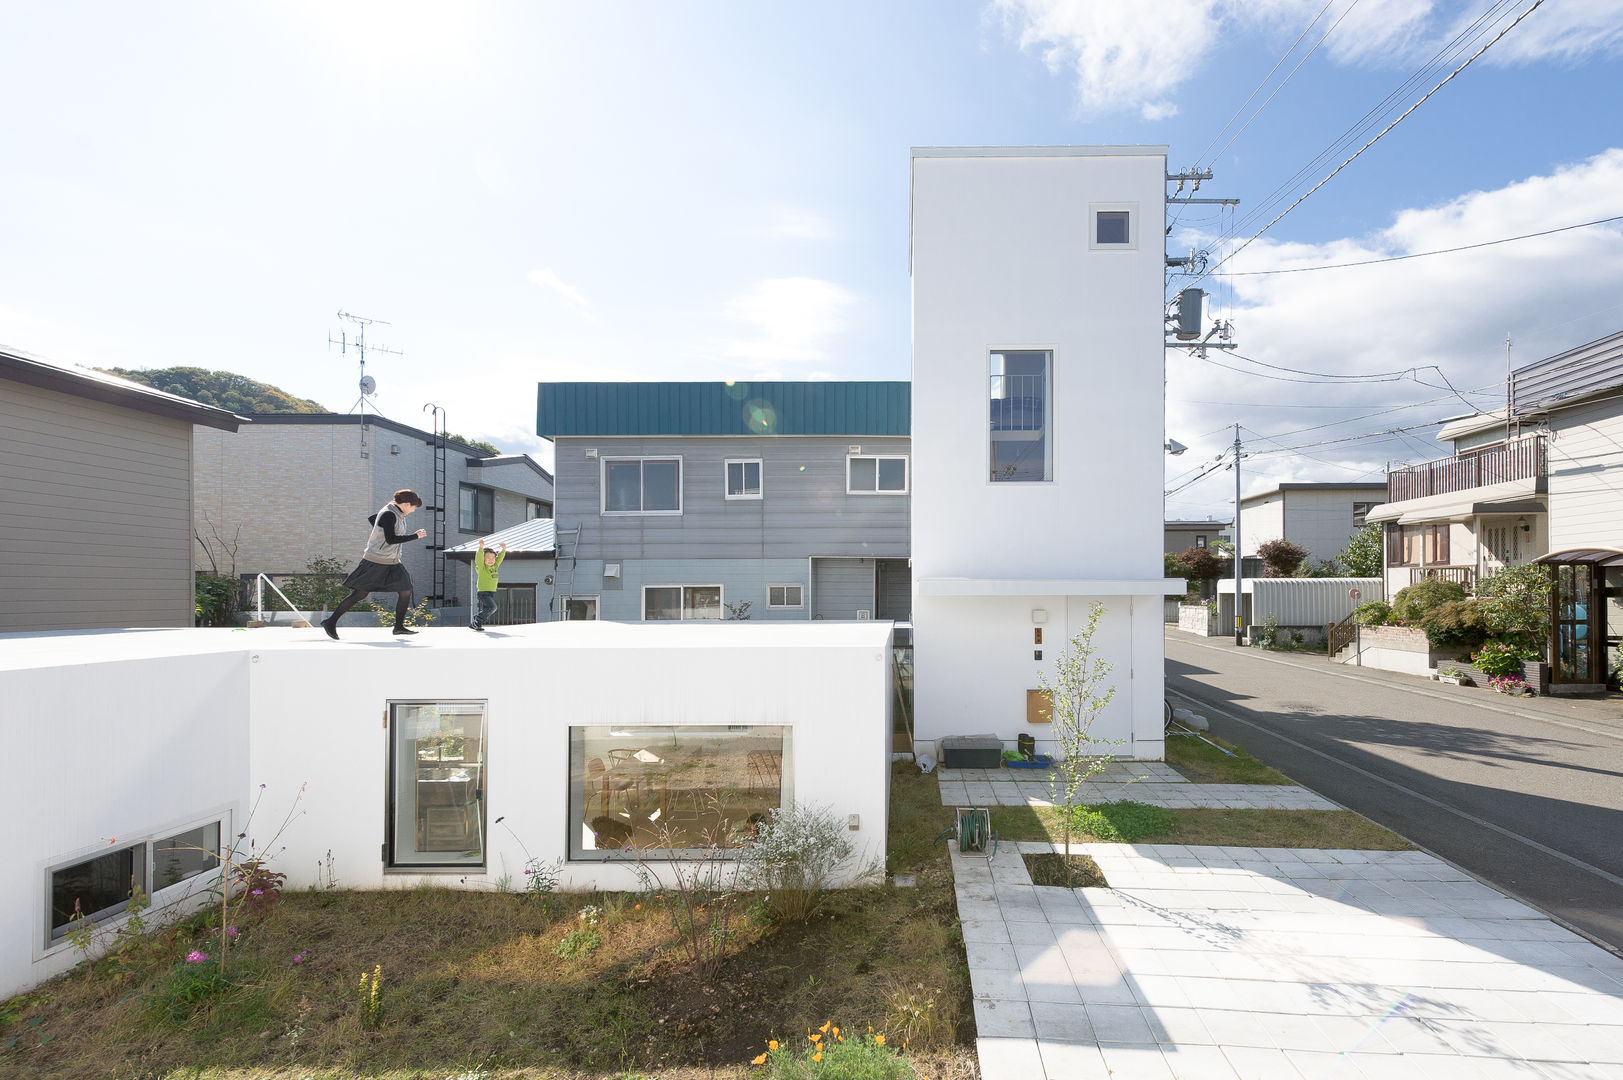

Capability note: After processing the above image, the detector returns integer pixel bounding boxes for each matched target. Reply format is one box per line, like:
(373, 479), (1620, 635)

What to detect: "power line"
(1190, 0), (1546, 289)
(1214, 214), (1623, 276)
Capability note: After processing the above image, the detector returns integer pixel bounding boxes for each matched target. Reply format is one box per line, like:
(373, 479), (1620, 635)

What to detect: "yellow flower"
(874, 1034), (886, 1046)
(832, 1026), (840, 1039)
(820, 1021), (832, 1033)
(768, 1040), (778, 1050)
(812, 1051), (823, 1063)
(808, 1033), (821, 1043)
(752, 1053), (767, 1065)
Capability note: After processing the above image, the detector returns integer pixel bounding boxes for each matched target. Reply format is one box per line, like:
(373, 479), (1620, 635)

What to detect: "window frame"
(1089, 202), (1138, 250)
(564, 595), (599, 621)
(384, 699), (489, 872)
(642, 584), (724, 621)
(458, 483), (495, 534)
(846, 454), (909, 495)
(988, 348), (1053, 484)
(601, 456), (684, 516)
(525, 498), (549, 520)
(42, 808), (230, 953)
(767, 583), (804, 609)
(724, 458), (764, 501)
(566, 724), (792, 861)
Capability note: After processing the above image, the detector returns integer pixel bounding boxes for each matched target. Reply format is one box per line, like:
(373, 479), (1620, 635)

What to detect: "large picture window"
(644, 585), (722, 620)
(387, 701), (487, 869)
(569, 725), (790, 859)
(989, 350), (1051, 482)
(603, 457), (682, 514)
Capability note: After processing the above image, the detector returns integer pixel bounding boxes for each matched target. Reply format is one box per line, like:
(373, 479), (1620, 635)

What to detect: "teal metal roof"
(537, 381), (910, 437)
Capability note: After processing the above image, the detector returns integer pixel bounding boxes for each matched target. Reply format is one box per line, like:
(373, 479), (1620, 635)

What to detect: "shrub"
(1472, 640), (1537, 678)
(1390, 578), (1468, 626)
(1418, 598), (1488, 649)
(1338, 522), (1386, 578)
(279, 556), (354, 614)
(1250, 613), (1281, 649)
(194, 573), (240, 626)
(1475, 564), (1552, 648)
(1257, 538), (1308, 578)
(1180, 546), (1229, 581)
(740, 802), (856, 923)
(1351, 600), (1391, 626)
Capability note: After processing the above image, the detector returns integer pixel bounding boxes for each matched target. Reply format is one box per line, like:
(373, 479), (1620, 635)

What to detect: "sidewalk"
(946, 752), (1623, 1077)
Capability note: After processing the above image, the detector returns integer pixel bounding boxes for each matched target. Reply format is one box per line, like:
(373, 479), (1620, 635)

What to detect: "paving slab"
(952, 841), (1623, 1079)
(936, 760), (1339, 810)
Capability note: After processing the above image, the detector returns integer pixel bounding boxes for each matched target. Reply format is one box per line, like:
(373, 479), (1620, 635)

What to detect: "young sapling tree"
(1036, 602), (1123, 868)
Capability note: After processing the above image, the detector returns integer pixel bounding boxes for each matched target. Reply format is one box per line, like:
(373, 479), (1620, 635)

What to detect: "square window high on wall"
(568, 725), (790, 859)
(989, 350), (1052, 482)
(386, 701), (488, 870)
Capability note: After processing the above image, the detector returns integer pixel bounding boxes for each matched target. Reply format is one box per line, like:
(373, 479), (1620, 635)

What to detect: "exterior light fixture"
(1164, 439), (1187, 455)
(1518, 516), (1531, 534)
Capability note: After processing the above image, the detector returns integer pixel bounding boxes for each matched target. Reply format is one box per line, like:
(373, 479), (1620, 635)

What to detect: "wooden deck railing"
(1387, 434), (1545, 502)
(1409, 565), (1477, 588)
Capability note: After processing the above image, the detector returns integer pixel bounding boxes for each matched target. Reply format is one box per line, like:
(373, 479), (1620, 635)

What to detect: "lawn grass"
(1164, 730), (1296, 785)
(990, 801), (1410, 851)
(0, 764), (976, 1080)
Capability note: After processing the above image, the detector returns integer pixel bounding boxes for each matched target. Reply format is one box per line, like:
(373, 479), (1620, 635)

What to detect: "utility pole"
(1233, 424), (1244, 646)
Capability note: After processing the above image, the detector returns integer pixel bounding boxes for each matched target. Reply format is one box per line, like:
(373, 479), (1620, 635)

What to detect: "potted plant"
(1487, 674), (1534, 697)
(1437, 666), (1471, 687)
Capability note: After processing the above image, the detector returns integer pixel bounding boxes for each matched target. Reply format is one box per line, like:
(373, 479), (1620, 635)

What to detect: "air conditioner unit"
(856, 609), (871, 620)
(603, 563), (621, 578)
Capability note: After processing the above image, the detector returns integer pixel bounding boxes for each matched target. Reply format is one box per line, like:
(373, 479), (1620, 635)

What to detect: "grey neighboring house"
(192, 413), (552, 616)
(0, 346), (241, 631)
(536, 381), (910, 624)
(1164, 519), (1230, 556)
(1240, 482), (1387, 568)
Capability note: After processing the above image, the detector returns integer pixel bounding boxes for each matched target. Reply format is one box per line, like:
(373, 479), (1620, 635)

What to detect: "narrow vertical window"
(989, 350), (1052, 482)
(388, 702), (488, 868)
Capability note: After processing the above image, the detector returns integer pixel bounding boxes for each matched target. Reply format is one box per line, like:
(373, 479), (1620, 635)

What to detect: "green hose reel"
(934, 806), (997, 858)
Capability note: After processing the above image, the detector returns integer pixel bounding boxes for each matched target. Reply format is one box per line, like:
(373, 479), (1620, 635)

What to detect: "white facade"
(909, 146), (1179, 760)
(1239, 484), (1387, 565)
(0, 622), (891, 999)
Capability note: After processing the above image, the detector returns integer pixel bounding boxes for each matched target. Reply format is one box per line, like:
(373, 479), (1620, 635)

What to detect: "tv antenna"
(328, 310), (402, 416)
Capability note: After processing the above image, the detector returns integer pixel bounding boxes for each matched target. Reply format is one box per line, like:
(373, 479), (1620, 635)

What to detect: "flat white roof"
(918, 577), (1186, 597)
(0, 621), (897, 673)
(910, 145), (1169, 158)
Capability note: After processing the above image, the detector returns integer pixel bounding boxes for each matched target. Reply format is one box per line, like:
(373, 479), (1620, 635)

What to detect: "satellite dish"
(359, 375), (377, 396)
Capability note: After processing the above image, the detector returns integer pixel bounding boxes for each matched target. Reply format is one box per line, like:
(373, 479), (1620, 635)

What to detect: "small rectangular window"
(768, 584), (804, 608)
(603, 458), (683, 514)
(459, 484), (494, 533)
(725, 460), (763, 499)
(1195, 536), (1208, 549)
(565, 596), (599, 621)
(569, 725), (788, 859)
(1096, 210), (1130, 245)
(51, 845), (146, 940)
(644, 585), (722, 620)
(989, 350), (1051, 482)
(153, 822), (221, 891)
(848, 455), (908, 494)
(525, 498), (549, 520)
(387, 701), (487, 869)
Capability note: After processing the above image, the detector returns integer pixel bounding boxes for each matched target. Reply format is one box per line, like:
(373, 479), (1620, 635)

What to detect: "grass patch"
(992, 802), (1409, 851)
(1022, 853), (1109, 888)
(1165, 731), (1295, 785)
(1, 763), (977, 1080)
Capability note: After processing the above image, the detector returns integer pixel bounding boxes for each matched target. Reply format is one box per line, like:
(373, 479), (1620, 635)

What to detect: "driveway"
(1166, 631), (1623, 952)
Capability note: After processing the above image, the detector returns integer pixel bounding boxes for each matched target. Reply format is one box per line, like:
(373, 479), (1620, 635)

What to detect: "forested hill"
(102, 366), (327, 414)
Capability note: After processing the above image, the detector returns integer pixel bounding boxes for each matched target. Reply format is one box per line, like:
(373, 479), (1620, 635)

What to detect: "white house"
(908, 146), (1180, 761)
(1, 622), (892, 999)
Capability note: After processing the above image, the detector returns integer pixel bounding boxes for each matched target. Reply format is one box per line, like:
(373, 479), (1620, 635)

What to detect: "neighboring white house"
(1239, 482), (1387, 570)
(909, 146), (1180, 761)
(1368, 330), (1623, 692)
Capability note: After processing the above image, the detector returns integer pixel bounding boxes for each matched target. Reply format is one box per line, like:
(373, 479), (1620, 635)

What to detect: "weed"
(881, 981), (955, 1050)
(740, 802), (857, 922)
(753, 1023), (917, 1078)
(555, 927), (601, 959)
(1065, 801), (1175, 843)
(357, 964), (383, 1029)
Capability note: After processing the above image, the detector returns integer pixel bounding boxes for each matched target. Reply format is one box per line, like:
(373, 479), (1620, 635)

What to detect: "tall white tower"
(909, 146), (1180, 760)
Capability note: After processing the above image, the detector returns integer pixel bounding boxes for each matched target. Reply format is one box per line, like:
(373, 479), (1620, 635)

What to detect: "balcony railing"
(1409, 566), (1476, 588)
(1387, 434), (1545, 502)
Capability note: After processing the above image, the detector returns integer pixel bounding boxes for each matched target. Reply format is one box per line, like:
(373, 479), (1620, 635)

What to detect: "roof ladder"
(553, 524), (582, 620)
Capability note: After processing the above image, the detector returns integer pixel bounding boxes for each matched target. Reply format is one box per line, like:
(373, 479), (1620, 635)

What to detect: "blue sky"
(3, 1), (1621, 516)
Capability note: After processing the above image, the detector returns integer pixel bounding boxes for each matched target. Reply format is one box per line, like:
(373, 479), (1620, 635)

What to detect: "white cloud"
(527, 269), (594, 322)
(1165, 150), (1623, 517)
(757, 208), (835, 241)
(993, 0), (1623, 117)
(720, 277), (856, 372)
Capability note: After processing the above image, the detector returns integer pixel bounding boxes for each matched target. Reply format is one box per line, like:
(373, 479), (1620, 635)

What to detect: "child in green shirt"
(471, 540), (507, 631)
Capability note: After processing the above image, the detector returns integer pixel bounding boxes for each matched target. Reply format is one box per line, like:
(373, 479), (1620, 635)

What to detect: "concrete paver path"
(938, 761), (1339, 811)
(957, 842), (1623, 1079)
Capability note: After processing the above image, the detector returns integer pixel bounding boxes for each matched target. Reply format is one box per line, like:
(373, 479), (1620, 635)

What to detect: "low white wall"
(3, 650), (249, 1000)
(913, 593), (1164, 762)
(1338, 625), (1435, 676)
(1177, 604), (1220, 636)
(0, 623), (891, 999)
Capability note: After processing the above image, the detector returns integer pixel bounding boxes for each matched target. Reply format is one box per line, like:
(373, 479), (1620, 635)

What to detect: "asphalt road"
(1165, 631), (1623, 953)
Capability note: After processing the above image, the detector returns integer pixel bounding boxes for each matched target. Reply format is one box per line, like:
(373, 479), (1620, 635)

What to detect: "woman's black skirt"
(341, 559), (413, 594)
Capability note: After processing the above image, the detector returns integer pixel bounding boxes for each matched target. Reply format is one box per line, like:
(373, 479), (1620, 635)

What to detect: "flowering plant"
(1488, 674), (1532, 695)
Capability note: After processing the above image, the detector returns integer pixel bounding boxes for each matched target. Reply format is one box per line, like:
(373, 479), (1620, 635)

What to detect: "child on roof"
(471, 539), (507, 631)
